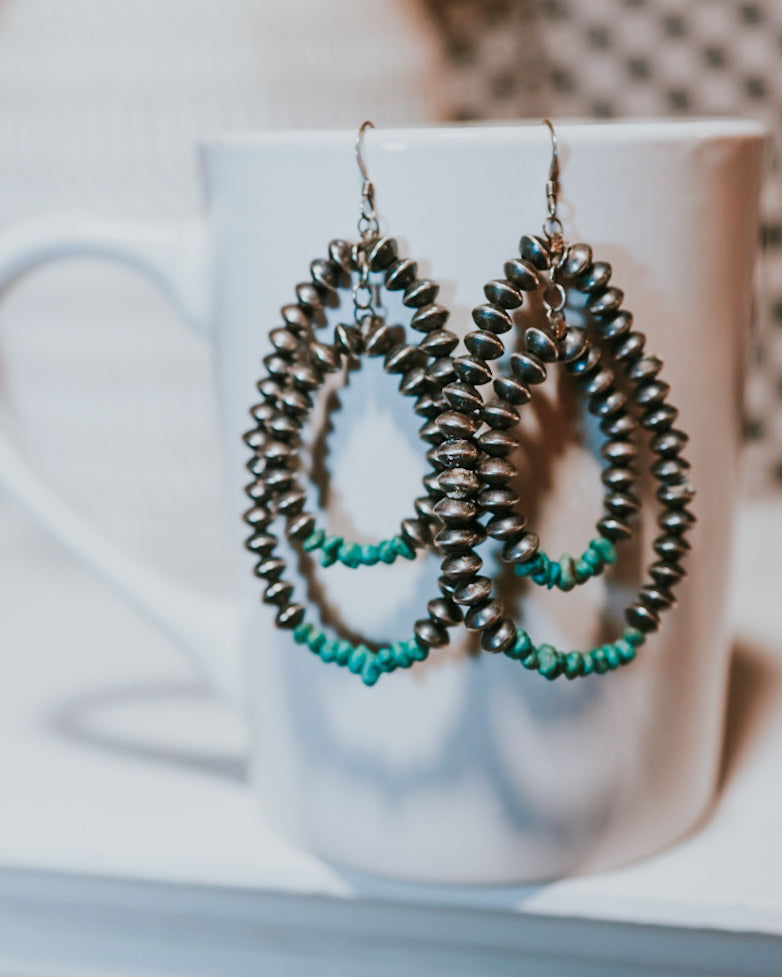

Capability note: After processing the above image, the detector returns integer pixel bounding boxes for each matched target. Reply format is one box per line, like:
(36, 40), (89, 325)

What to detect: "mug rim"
(201, 117), (768, 157)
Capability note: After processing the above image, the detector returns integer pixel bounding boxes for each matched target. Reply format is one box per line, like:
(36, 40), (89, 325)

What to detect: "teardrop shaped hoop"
(431, 229), (695, 677)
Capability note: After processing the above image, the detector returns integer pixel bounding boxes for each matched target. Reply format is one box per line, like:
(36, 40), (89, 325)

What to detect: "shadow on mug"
(41, 634), (777, 879)
(717, 637), (781, 796)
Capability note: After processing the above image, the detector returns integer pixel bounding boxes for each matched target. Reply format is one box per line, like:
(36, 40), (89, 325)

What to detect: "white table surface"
(0, 499), (781, 976)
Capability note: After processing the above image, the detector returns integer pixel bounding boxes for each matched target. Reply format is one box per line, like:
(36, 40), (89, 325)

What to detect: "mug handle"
(0, 217), (244, 709)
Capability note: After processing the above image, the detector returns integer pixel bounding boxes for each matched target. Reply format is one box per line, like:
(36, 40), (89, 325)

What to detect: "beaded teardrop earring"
(242, 122), (468, 685)
(432, 119), (695, 678)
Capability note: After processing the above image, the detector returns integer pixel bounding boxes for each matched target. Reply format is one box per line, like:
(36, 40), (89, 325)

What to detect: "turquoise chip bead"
(538, 644), (562, 680)
(590, 536), (616, 564)
(378, 539), (396, 563)
(392, 535), (415, 560)
(319, 548), (339, 567)
(604, 643), (621, 669)
(348, 644), (369, 673)
(522, 651), (539, 670)
(335, 641), (353, 666)
(320, 640), (338, 663)
(407, 638), (427, 662)
(360, 544), (380, 566)
(546, 562), (562, 589)
(581, 652), (595, 675)
(390, 641), (411, 667)
(564, 651), (582, 679)
(575, 561), (591, 583)
(509, 629), (532, 660)
(558, 554), (576, 592)
(582, 548), (601, 571)
(307, 629), (327, 654)
(293, 622), (312, 644)
(624, 627), (645, 647)
(338, 542), (362, 568)
(302, 530), (325, 552)
(615, 638), (636, 664)
(592, 647), (609, 674)
(362, 659), (381, 686)
(517, 554), (543, 577)
(376, 646), (395, 671)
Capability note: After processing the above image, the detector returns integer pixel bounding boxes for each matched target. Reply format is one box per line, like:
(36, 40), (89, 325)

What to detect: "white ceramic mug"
(0, 121), (767, 883)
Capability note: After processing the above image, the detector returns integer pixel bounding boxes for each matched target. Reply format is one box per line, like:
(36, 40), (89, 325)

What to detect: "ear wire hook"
(355, 120), (378, 241)
(541, 118), (564, 254)
(356, 120), (374, 185)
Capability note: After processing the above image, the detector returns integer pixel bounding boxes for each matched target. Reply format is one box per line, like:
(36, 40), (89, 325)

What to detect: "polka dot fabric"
(425, 0), (781, 494)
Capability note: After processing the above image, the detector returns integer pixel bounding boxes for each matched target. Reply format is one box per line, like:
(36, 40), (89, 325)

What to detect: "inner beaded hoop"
(431, 233), (694, 678)
(246, 233), (456, 569)
(242, 234), (471, 684)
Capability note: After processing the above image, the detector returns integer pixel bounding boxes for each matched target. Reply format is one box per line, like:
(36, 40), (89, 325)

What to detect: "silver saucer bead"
(453, 576), (494, 606)
(503, 258), (541, 291)
(641, 404), (679, 432)
(501, 532), (539, 565)
(477, 429), (516, 457)
(427, 357), (457, 386)
(596, 310), (632, 341)
(651, 430), (689, 457)
(328, 239), (355, 271)
(567, 344), (601, 376)
(481, 619), (517, 654)
(518, 234), (551, 270)
(427, 597), (463, 627)
(575, 260), (611, 293)
(625, 602), (660, 633)
(559, 242), (591, 280)
(421, 330), (460, 357)
(524, 327), (558, 362)
(484, 279), (523, 309)
(464, 599), (503, 632)
(413, 619), (448, 648)
(443, 382), (482, 413)
(441, 552), (483, 581)
(510, 351), (547, 385)
(385, 257), (417, 291)
(276, 604), (305, 629)
(433, 439), (479, 469)
(478, 457), (515, 486)
(411, 304), (450, 332)
(464, 329), (505, 360)
(482, 401), (520, 429)
(403, 279), (439, 308)
(433, 497), (480, 526)
(478, 487), (519, 514)
(368, 236), (398, 271)
(286, 513), (316, 541)
(472, 304), (513, 334)
(453, 356), (493, 386)
(491, 373), (533, 406)
(600, 413), (635, 439)
(587, 287), (624, 317)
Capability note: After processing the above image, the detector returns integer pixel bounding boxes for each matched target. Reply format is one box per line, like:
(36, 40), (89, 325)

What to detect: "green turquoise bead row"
(302, 529), (416, 568)
(292, 619), (427, 686)
(514, 537), (617, 591)
(504, 626), (646, 680)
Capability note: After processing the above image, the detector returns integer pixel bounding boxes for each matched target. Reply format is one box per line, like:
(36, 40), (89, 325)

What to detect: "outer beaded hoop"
(430, 233), (695, 677)
(243, 235), (476, 683)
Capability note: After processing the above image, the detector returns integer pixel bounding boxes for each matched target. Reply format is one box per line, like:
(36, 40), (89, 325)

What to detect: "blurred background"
(0, 0), (777, 594)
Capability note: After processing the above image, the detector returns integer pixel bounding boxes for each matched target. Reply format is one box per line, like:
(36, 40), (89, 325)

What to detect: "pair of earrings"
(243, 121), (695, 687)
